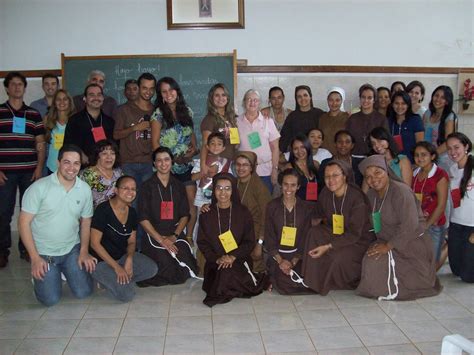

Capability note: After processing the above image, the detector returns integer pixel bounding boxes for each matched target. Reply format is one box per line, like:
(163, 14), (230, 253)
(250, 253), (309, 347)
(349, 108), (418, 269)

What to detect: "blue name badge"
(12, 116), (26, 134)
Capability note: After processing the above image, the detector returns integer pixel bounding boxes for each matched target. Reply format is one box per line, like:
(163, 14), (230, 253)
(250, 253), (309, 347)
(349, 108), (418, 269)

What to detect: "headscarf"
(358, 154), (403, 183)
(327, 86), (346, 112)
(211, 172), (241, 206)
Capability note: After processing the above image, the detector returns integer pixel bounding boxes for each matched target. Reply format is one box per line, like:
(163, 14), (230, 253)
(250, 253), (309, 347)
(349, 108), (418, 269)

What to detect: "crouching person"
(19, 145), (96, 306)
(90, 176), (157, 302)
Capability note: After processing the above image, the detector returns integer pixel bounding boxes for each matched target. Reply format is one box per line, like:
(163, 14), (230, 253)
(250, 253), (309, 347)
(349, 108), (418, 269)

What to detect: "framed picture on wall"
(167, 0), (245, 30)
(457, 71), (474, 114)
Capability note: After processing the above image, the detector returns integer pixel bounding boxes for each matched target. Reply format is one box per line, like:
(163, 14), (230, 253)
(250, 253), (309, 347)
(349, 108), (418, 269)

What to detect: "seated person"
(137, 147), (198, 286)
(356, 155), (442, 300)
(90, 176), (157, 302)
(265, 169), (315, 294)
(197, 173), (267, 307)
(18, 145), (96, 306)
(303, 160), (375, 295)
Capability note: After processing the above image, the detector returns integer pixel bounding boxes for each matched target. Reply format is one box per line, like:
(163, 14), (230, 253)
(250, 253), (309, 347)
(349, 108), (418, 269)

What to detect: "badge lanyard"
(217, 204), (232, 235)
(412, 171), (428, 202)
(372, 184), (390, 233)
(332, 185), (347, 235)
(6, 102), (26, 119)
(157, 183), (174, 220)
(283, 200), (296, 229)
(86, 111), (103, 129)
(239, 176), (252, 203)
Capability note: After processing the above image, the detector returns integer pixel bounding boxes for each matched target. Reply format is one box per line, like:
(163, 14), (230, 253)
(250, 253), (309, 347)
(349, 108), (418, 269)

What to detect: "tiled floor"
(0, 237), (473, 354)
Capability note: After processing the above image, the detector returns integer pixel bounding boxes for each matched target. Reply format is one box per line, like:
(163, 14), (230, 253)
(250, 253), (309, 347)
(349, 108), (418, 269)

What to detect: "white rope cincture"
(147, 233), (203, 281)
(273, 252), (308, 288)
(243, 261), (258, 286)
(378, 250), (399, 301)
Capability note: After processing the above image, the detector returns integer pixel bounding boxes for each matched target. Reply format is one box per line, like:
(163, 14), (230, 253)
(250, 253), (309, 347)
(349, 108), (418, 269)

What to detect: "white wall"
(1, 0), (473, 69)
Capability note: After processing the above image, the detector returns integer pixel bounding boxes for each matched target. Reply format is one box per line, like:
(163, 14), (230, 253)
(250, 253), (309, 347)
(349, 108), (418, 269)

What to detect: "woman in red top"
(412, 141), (449, 263)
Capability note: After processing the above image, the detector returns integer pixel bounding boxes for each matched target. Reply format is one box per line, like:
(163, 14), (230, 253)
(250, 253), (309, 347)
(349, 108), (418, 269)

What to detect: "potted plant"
(458, 78), (474, 111)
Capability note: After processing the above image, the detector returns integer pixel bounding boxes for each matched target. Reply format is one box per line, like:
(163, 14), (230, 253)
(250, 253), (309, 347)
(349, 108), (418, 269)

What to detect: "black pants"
(448, 222), (474, 283)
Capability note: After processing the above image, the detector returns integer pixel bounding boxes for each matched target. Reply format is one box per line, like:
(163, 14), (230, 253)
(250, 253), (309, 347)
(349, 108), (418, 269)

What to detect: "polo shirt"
(0, 102), (45, 173)
(21, 172), (94, 256)
(30, 97), (49, 118)
(237, 112), (280, 176)
(388, 114), (424, 163)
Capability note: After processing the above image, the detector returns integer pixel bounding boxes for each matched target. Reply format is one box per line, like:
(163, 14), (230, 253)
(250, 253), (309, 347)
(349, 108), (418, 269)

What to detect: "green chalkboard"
(61, 52), (236, 144)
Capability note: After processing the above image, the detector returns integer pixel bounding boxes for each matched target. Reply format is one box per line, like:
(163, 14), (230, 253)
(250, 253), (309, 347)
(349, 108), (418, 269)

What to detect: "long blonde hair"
(44, 89), (75, 143)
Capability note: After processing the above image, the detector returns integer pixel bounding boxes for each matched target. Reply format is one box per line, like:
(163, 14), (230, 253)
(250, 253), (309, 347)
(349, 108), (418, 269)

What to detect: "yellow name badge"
(218, 230), (238, 253)
(332, 214), (344, 235)
(415, 193), (423, 202)
(53, 133), (65, 150)
(229, 127), (240, 145)
(280, 226), (297, 247)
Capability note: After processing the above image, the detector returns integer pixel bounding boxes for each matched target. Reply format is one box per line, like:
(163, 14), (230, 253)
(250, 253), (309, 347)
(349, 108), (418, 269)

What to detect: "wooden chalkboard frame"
(61, 51), (238, 98)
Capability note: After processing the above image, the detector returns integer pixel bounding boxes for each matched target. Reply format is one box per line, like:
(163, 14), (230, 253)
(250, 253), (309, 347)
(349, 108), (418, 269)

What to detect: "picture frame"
(457, 70), (474, 114)
(167, 0), (245, 30)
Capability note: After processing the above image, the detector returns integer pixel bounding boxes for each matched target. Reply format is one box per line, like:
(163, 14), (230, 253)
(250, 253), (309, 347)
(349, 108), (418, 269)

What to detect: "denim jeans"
(260, 175), (273, 194)
(34, 244), (93, 306)
(0, 172), (33, 256)
(429, 225), (446, 262)
(448, 222), (474, 283)
(122, 163), (153, 250)
(91, 253), (157, 302)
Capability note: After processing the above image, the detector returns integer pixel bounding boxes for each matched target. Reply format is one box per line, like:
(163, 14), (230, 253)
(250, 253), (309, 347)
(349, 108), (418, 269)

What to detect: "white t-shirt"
(449, 164), (474, 226)
(283, 148), (332, 164)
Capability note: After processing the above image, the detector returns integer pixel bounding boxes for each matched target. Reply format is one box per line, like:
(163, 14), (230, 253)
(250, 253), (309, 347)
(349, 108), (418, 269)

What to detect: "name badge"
(247, 131), (262, 149)
(306, 182), (318, 201)
(53, 133), (64, 150)
(451, 188), (461, 209)
(372, 211), (382, 233)
(415, 192), (423, 202)
(229, 127), (240, 145)
(280, 226), (297, 247)
(12, 116), (26, 134)
(91, 126), (106, 143)
(219, 230), (238, 253)
(161, 201), (174, 220)
(393, 135), (404, 151)
(332, 214), (344, 235)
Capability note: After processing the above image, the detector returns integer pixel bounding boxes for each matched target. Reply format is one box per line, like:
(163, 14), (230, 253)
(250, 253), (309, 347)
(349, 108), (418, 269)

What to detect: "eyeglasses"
(215, 185), (232, 191)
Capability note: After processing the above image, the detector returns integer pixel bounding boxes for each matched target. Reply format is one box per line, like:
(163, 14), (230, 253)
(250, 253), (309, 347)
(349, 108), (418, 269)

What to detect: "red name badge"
(306, 182), (318, 201)
(161, 201), (174, 220)
(393, 135), (404, 151)
(451, 188), (461, 209)
(91, 126), (106, 143)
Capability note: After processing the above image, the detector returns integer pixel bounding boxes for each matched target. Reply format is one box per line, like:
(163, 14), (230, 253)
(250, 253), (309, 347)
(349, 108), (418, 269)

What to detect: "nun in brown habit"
(355, 155), (442, 300)
(302, 160), (375, 295)
(197, 173), (267, 307)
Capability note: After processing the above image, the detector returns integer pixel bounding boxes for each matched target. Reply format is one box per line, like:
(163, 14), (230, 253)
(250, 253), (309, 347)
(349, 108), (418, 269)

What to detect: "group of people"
(0, 69), (472, 308)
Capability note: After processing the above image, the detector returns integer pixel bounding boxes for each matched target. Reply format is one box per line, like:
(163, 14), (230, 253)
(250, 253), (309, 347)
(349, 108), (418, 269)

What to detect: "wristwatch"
(257, 239), (264, 245)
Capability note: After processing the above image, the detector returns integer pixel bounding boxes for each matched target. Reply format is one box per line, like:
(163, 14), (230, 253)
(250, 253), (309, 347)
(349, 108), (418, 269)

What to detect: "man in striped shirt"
(0, 71), (46, 267)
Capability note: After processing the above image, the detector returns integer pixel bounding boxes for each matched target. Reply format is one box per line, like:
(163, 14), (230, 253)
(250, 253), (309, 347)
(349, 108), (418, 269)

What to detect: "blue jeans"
(260, 175), (273, 194)
(429, 225), (445, 261)
(34, 244), (93, 306)
(448, 222), (474, 283)
(122, 163), (153, 250)
(0, 172), (33, 256)
(92, 253), (158, 302)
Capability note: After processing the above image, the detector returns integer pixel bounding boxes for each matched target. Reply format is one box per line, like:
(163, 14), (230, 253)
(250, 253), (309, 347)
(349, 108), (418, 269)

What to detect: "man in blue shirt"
(30, 74), (59, 118)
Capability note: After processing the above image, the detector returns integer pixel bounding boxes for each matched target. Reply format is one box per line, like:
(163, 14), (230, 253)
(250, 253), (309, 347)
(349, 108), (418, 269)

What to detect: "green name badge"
(247, 131), (262, 149)
(372, 211), (382, 233)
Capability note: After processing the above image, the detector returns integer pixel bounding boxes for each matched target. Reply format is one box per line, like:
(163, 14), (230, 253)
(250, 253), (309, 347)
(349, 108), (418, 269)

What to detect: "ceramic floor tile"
(291, 294), (337, 311)
(84, 303), (130, 319)
(261, 329), (315, 353)
(438, 316), (474, 339)
(163, 333), (214, 354)
(299, 309), (348, 329)
(132, 287), (172, 303)
(212, 314), (259, 334)
(0, 339), (21, 354)
(352, 323), (410, 347)
(396, 320), (450, 343)
(120, 317), (167, 337)
(169, 300), (212, 317)
(419, 300), (469, 319)
(256, 312), (305, 331)
(413, 341), (443, 355)
(340, 306), (392, 325)
(330, 290), (377, 308)
(64, 336), (117, 354)
(27, 319), (79, 338)
(0, 320), (35, 339)
(0, 280), (31, 293)
(126, 301), (170, 318)
(41, 303), (89, 319)
(308, 326), (363, 350)
(317, 348), (369, 355)
(114, 335), (165, 354)
(381, 303), (434, 323)
(166, 315), (212, 335)
(252, 295), (296, 313)
(214, 332), (265, 354)
(211, 298), (255, 315)
(367, 343), (421, 354)
(0, 304), (46, 320)
(15, 337), (69, 355)
(74, 318), (123, 338)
